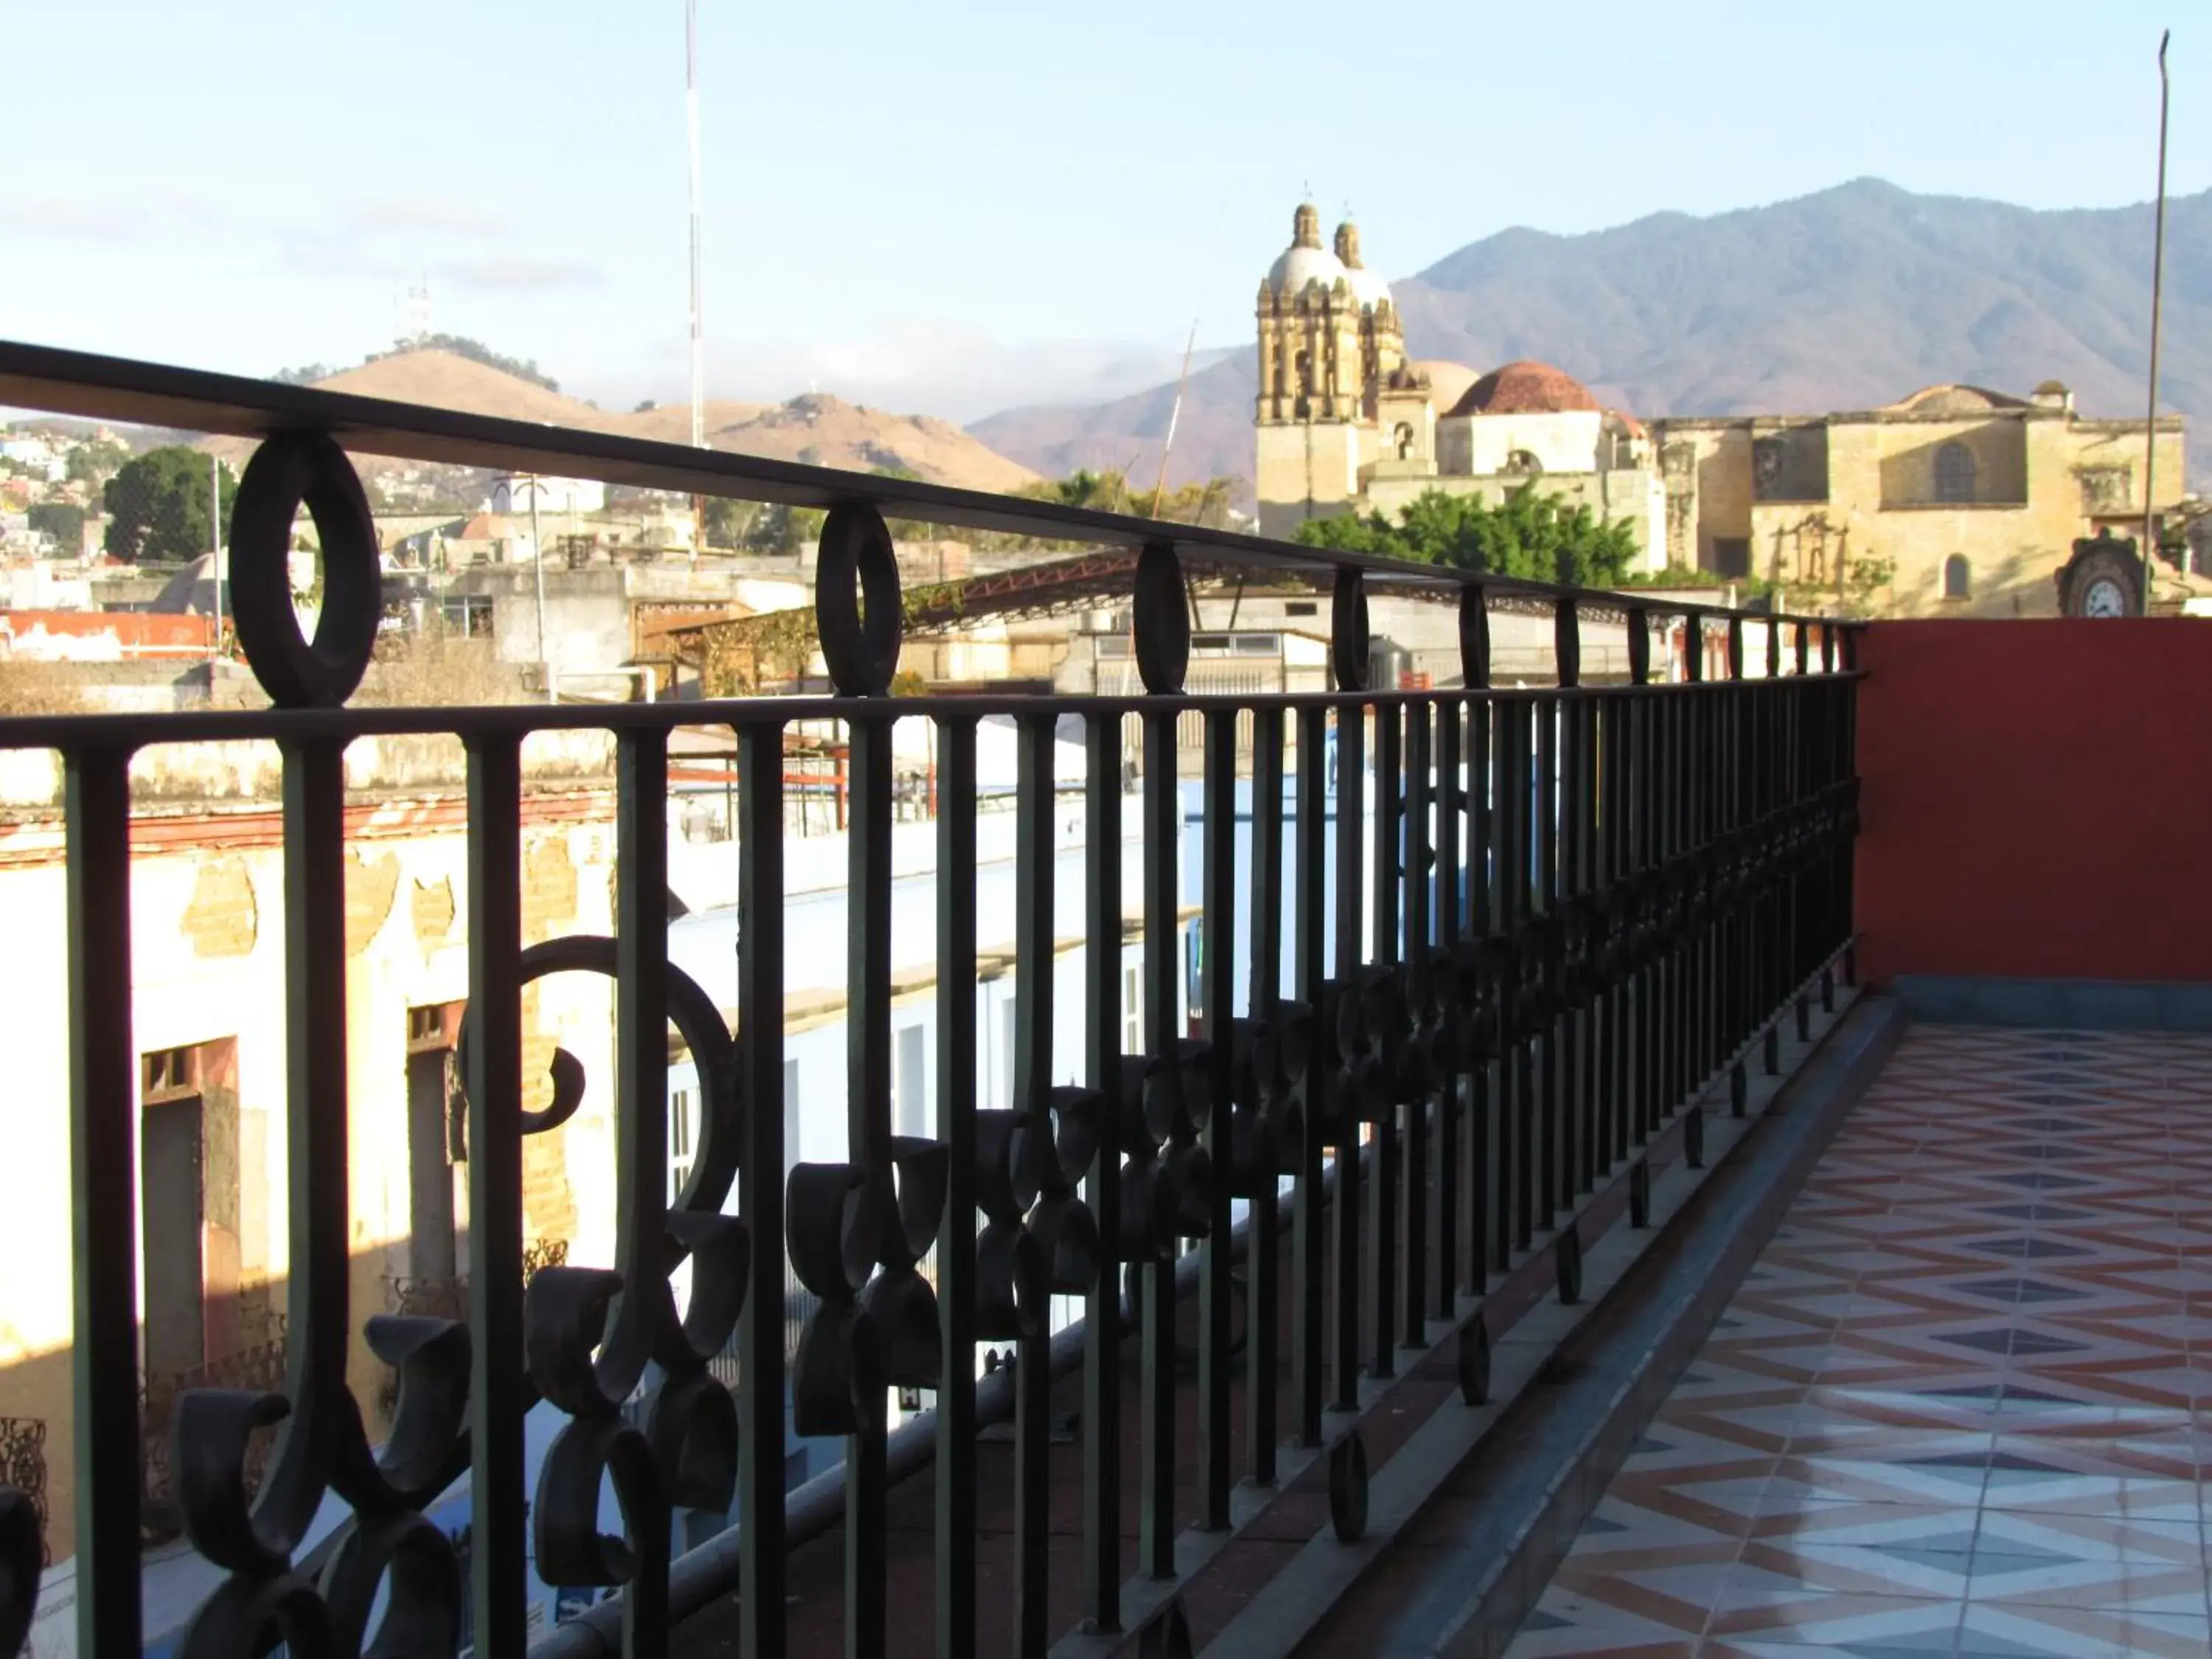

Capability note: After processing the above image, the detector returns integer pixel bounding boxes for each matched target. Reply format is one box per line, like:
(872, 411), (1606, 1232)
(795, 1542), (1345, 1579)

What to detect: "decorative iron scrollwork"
(514, 941), (749, 1613)
(1228, 1010), (1307, 1197)
(227, 431), (383, 709)
(1111, 1041), (1214, 1276)
(1133, 540), (1190, 696)
(788, 1132), (947, 1435)
(973, 1086), (1103, 1342)
(1331, 571), (1370, 692)
(815, 502), (904, 698)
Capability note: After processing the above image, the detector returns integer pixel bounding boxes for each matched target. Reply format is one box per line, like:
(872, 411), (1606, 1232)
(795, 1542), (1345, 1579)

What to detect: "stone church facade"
(1253, 201), (2192, 615)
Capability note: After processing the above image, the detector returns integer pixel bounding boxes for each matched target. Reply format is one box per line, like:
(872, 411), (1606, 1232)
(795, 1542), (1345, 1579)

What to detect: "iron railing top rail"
(0, 338), (1851, 632)
(0, 677), (1860, 755)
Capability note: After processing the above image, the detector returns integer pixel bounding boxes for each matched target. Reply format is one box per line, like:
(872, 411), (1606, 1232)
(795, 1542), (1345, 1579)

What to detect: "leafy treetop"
(1294, 484), (1637, 586)
(101, 446), (238, 566)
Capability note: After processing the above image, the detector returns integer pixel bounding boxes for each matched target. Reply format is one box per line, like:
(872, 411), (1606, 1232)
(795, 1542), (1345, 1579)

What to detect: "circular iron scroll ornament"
(815, 503), (904, 697)
(228, 431), (383, 709)
(1133, 540), (1189, 695)
(1330, 570), (1371, 692)
(1459, 585), (1491, 689)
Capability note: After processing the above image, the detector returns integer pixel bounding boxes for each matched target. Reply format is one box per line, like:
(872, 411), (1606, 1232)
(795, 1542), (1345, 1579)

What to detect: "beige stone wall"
(1256, 420), (1363, 538)
(0, 799), (624, 1565)
(1661, 411), (2187, 616)
(1819, 416), (2188, 616)
(1653, 425), (1754, 570)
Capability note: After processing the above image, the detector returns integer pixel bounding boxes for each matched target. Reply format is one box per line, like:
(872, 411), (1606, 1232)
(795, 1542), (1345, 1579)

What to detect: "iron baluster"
(737, 717), (788, 1659)
(1366, 698), (1400, 1380)
(1081, 709), (1124, 1630)
(1243, 705), (1287, 1484)
(463, 735), (527, 1659)
(65, 745), (138, 1659)
(933, 714), (980, 1659)
(1290, 704), (1329, 1447)
(1199, 708), (1237, 1528)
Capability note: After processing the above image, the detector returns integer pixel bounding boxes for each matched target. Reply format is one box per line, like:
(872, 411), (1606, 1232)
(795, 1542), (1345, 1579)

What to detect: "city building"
(1253, 203), (1666, 566)
(1652, 381), (2194, 614)
(489, 475), (608, 517)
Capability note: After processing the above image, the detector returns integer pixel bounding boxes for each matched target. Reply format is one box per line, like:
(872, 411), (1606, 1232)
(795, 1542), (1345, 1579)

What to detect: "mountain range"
(968, 179), (2212, 500)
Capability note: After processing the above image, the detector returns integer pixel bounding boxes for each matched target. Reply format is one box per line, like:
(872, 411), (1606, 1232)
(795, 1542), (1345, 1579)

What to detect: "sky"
(3, 1), (2203, 425)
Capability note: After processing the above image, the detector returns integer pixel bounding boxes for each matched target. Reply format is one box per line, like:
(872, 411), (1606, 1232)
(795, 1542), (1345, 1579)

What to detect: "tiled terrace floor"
(1503, 1024), (2212, 1659)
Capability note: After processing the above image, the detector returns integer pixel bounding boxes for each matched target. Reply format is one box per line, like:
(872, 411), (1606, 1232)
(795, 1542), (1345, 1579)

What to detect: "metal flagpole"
(686, 0), (707, 552)
(2143, 29), (2171, 584)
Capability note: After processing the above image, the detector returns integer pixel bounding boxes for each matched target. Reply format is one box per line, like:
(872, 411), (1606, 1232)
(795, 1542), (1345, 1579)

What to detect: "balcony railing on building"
(0, 339), (1859, 1659)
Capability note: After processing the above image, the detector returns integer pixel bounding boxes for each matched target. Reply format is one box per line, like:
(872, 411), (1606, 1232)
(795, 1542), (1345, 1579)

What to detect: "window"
(406, 1004), (466, 1281)
(895, 1026), (926, 1140)
(1393, 422), (1415, 461)
(1943, 554), (1972, 601)
(139, 1038), (242, 1381)
(1505, 449), (1543, 476)
(1124, 964), (1143, 1056)
(1711, 538), (1752, 580)
(1934, 442), (1976, 504)
(1002, 998), (1018, 1108)
(670, 1087), (698, 1199)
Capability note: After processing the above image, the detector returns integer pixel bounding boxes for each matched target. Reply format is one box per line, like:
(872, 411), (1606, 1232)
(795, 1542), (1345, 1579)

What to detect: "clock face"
(2083, 577), (2130, 618)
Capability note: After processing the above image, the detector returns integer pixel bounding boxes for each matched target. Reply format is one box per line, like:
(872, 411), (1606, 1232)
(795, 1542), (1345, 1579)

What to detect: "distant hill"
(970, 180), (2212, 499)
(211, 349), (1038, 494)
(967, 356), (1257, 506)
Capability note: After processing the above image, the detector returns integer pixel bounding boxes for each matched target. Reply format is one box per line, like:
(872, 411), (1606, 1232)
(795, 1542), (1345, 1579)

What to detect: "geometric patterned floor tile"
(1502, 1027), (2212, 1659)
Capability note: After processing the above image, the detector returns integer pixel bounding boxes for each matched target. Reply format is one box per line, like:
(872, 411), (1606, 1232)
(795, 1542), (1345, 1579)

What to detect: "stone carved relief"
(2077, 466), (2132, 515)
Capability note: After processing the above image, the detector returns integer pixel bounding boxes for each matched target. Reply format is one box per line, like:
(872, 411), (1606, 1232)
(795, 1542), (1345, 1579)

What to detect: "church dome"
(1267, 201), (1350, 297)
(1343, 265), (1391, 308)
(1334, 219), (1391, 310)
(1268, 243), (1350, 296)
(1447, 360), (1602, 418)
(1408, 359), (1478, 409)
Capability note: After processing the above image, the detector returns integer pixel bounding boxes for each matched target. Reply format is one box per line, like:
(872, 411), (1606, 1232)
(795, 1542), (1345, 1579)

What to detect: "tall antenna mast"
(2143, 29), (2171, 581)
(686, 0), (706, 451)
(1149, 321), (1199, 518)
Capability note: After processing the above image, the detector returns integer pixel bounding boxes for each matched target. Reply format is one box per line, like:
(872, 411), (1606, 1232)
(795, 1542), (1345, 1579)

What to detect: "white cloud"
(436, 257), (605, 294)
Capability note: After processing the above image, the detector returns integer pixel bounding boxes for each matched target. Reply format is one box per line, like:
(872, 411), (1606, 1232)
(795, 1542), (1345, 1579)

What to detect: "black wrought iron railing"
(0, 340), (1860, 1659)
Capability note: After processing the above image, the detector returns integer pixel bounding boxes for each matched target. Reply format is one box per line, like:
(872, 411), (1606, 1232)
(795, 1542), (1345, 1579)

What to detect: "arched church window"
(1934, 442), (1976, 504)
(1394, 423), (1415, 462)
(1943, 554), (1972, 600)
(1506, 450), (1543, 477)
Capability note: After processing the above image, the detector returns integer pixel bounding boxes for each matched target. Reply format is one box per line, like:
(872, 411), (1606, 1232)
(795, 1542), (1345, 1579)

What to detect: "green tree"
(102, 447), (238, 566)
(66, 437), (131, 489)
(1295, 484), (1638, 585)
(28, 501), (86, 551)
(701, 495), (756, 549)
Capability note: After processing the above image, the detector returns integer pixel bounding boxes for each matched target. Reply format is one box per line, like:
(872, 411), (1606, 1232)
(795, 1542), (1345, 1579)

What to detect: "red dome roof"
(1447, 360), (1601, 418)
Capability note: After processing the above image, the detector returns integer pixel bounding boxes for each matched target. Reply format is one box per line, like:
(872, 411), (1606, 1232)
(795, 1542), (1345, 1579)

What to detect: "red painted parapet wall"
(1854, 620), (2212, 986)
